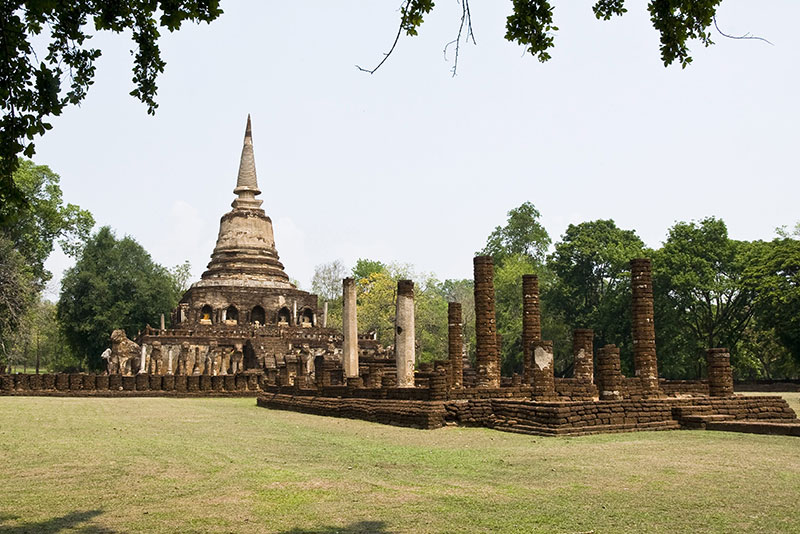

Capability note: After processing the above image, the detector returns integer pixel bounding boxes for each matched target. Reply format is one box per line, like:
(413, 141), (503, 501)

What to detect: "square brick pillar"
(522, 274), (542, 386)
(448, 302), (464, 389)
(631, 258), (659, 394)
(572, 328), (594, 384)
(531, 340), (556, 399)
(474, 256), (500, 388)
(597, 344), (622, 401)
(706, 348), (734, 397)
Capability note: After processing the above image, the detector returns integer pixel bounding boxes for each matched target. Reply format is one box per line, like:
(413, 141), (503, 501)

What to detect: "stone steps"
(705, 420), (800, 437)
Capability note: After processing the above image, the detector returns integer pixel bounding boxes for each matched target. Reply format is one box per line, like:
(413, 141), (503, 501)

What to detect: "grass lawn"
(0, 397), (798, 534)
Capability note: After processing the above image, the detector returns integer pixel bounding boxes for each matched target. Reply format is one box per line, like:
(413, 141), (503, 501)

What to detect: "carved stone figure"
(110, 329), (140, 376)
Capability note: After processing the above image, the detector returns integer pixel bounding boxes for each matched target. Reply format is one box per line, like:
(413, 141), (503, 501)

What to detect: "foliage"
(0, 159), (93, 287)
(743, 237), (800, 365)
(734, 325), (799, 380)
(0, 236), (36, 365)
(57, 226), (182, 370)
(5, 299), (82, 373)
(439, 278), (476, 363)
(0, 1), (223, 201)
(311, 259), (347, 303)
(479, 201), (551, 266)
(352, 258), (388, 282)
(169, 260), (193, 295)
(544, 219), (644, 372)
(381, 0), (728, 72)
(652, 218), (754, 377)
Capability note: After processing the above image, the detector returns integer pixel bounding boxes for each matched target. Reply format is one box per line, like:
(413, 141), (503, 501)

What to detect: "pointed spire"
(232, 114), (262, 208)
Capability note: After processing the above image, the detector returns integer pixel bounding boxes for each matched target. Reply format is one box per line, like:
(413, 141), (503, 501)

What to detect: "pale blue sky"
(37, 1), (800, 297)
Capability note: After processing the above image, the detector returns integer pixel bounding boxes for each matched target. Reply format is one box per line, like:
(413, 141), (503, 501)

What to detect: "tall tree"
(479, 201), (551, 266)
(57, 226), (182, 370)
(0, 159), (93, 287)
(652, 217), (754, 376)
(311, 260), (348, 302)
(0, 236), (36, 366)
(743, 237), (800, 365)
(544, 219), (644, 372)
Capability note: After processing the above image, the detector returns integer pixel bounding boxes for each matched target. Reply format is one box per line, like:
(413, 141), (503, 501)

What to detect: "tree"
(362, 1), (748, 75)
(544, 219), (644, 372)
(6, 298), (82, 373)
(311, 260), (348, 302)
(57, 226), (182, 370)
(743, 237), (800, 365)
(0, 159), (93, 287)
(652, 218), (755, 377)
(0, 236), (36, 368)
(479, 201), (551, 266)
(0, 1), (223, 201)
(352, 259), (388, 282)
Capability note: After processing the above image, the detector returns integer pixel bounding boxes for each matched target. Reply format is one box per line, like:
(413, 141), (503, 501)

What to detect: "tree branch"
(713, 16), (773, 46)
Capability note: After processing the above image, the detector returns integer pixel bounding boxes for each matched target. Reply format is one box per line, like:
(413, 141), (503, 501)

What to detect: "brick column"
(342, 277), (359, 378)
(572, 329), (594, 383)
(706, 348), (734, 397)
(522, 274), (542, 385)
(395, 280), (416, 388)
(474, 256), (500, 388)
(631, 258), (659, 394)
(448, 302), (464, 389)
(531, 340), (556, 399)
(597, 344), (622, 401)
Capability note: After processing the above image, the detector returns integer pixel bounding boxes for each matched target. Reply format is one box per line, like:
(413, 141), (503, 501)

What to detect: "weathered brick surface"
(707, 348), (734, 397)
(473, 256), (500, 388)
(631, 259), (659, 394)
(522, 274), (541, 385)
(448, 302), (464, 389)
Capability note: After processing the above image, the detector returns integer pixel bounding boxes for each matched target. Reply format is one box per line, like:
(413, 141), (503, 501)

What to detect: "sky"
(35, 1), (800, 298)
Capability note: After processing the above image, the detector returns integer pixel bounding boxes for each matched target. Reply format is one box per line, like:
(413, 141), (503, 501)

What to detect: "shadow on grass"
(0, 510), (113, 533)
(278, 521), (393, 534)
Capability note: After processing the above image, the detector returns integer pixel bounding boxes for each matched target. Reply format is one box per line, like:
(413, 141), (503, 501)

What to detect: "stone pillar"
(531, 340), (555, 399)
(706, 348), (734, 397)
(597, 344), (622, 401)
(293, 300), (297, 326)
(448, 302), (464, 389)
(139, 345), (147, 374)
(572, 329), (594, 383)
(342, 277), (359, 378)
(395, 280), (416, 388)
(522, 274), (542, 385)
(474, 256), (500, 388)
(167, 347), (174, 375)
(322, 301), (328, 328)
(631, 258), (659, 394)
(160, 313), (165, 330)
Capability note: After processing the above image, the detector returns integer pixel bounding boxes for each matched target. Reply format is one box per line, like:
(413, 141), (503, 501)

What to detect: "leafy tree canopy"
(0, 235), (36, 362)
(0, 0), (223, 202)
(479, 201), (551, 266)
(0, 159), (94, 287)
(652, 217), (753, 360)
(57, 226), (183, 370)
(364, 0), (732, 75)
(352, 258), (388, 282)
(743, 237), (800, 364)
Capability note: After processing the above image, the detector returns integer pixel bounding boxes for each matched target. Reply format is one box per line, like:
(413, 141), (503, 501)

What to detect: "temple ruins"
(1, 116), (797, 437)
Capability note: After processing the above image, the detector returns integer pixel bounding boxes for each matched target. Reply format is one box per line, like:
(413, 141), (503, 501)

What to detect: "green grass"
(0, 397), (798, 534)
